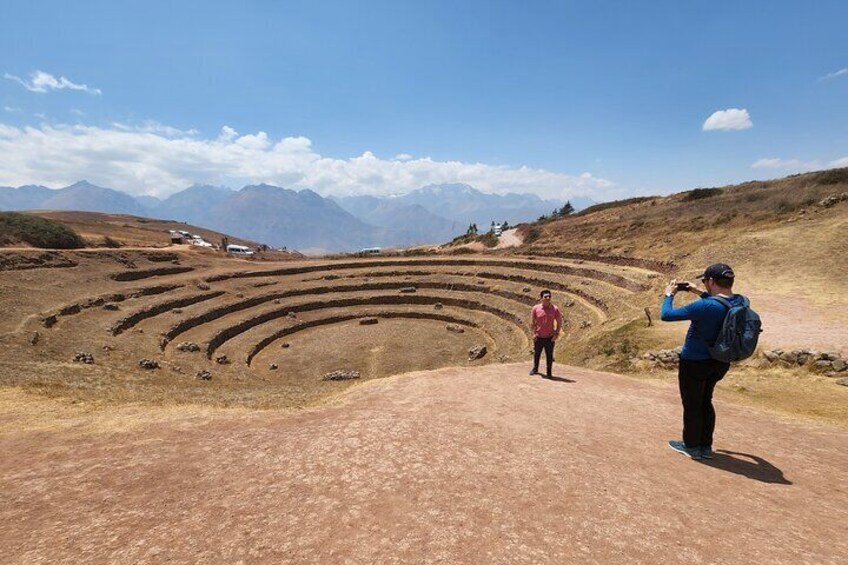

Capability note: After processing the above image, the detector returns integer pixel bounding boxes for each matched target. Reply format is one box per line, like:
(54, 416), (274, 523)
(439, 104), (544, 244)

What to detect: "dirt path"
(2, 363), (846, 563)
(495, 228), (523, 249)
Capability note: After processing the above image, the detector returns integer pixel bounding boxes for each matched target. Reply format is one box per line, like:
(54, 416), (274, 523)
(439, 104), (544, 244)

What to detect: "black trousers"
(533, 336), (555, 375)
(678, 358), (730, 449)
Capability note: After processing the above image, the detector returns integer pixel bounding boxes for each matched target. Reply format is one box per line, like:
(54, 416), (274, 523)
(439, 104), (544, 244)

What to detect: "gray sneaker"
(700, 446), (715, 459)
(668, 440), (703, 460)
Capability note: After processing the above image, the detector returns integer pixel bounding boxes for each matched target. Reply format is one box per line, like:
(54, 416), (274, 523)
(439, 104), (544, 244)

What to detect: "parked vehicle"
(226, 244), (254, 256)
(190, 237), (213, 248)
(357, 247), (382, 256)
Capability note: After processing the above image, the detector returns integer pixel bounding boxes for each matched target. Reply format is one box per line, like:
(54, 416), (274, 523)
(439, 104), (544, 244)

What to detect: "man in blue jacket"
(661, 263), (743, 460)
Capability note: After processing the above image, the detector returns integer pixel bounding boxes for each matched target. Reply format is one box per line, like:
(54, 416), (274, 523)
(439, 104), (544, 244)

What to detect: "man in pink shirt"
(530, 290), (563, 378)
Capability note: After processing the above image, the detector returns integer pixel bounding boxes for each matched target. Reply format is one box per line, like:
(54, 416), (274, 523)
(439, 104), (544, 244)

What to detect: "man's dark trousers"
(533, 336), (554, 376)
(678, 358), (731, 448)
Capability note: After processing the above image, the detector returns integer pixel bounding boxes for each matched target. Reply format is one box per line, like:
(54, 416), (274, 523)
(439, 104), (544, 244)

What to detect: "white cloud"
(702, 108), (752, 131)
(3, 106), (21, 113)
(112, 120), (198, 137)
(752, 158), (810, 169)
(820, 68), (848, 81)
(0, 120), (616, 200)
(393, 153), (413, 161)
(4, 70), (101, 95)
(751, 156), (848, 171)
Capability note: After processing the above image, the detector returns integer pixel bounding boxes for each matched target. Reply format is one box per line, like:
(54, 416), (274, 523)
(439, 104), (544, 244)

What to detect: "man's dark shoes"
(668, 440), (703, 460)
(700, 446), (715, 459)
(529, 368), (538, 376)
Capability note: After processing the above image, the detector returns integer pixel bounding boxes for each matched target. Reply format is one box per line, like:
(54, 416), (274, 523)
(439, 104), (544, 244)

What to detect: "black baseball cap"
(696, 263), (735, 280)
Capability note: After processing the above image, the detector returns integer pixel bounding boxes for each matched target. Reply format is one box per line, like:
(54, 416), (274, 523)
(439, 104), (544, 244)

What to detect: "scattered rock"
(135, 328), (144, 334)
(196, 282), (211, 291)
(72, 352), (94, 364)
(40, 315), (57, 328)
(280, 343), (290, 348)
(522, 287), (532, 293)
(579, 320), (592, 329)
(102, 345), (112, 352)
(323, 370), (360, 381)
(642, 349), (681, 365)
(102, 302), (120, 311)
(563, 299), (575, 308)
(215, 355), (230, 365)
(812, 360), (833, 372)
(832, 359), (847, 372)
(763, 351), (779, 362)
(196, 370), (212, 380)
(176, 341), (201, 353)
(274, 299), (281, 305)
(446, 324), (465, 334)
(359, 317), (379, 325)
(236, 293), (244, 298)
(138, 359), (159, 370)
(287, 311), (297, 319)
(647, 273), (660, 279)
(819, 193), (848, 208)
(399, 287), (417, 293)
(269, 363), (278, 370)
(172, 308), (183, 314)
(434, 303), (443, 310)
(171, 365), (183, 374)
(836, 377), (848, 387)
(59, 304), (81, 316)
(30, 331), (39, 345)
(779, 351), (799, 364)
(468, 345), (487, 360)
(323, 274), (340, 280)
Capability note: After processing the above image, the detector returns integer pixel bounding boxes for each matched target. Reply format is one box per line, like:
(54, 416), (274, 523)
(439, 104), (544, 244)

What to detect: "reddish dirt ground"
(2, 363), (846, 564)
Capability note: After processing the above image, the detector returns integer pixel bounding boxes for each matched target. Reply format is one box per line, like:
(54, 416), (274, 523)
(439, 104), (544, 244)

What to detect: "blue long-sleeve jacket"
(660, 292), (744, 360)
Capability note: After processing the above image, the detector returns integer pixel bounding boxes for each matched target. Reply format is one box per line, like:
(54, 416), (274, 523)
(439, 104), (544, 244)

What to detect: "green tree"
(558, 201), (575, 216)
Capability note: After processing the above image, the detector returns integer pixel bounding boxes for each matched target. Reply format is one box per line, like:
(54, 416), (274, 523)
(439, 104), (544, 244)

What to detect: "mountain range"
(0, 181), (593, 252)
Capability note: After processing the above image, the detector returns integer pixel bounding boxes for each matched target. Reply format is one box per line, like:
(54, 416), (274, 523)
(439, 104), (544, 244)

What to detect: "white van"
(226, 244), (254, 256)
(357, 247), (382, 256)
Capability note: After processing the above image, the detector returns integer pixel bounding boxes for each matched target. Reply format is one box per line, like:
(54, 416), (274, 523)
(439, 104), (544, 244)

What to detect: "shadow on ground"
(700, 450), (792, 484)
(541, 374), (576, 383)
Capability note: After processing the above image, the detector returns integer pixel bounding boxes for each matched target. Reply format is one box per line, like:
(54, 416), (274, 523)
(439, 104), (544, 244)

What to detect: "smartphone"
(676, 282), (690, 291)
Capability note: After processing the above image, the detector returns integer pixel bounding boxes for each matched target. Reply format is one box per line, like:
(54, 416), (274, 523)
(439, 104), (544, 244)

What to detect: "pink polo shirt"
(531, 303), (563, 338)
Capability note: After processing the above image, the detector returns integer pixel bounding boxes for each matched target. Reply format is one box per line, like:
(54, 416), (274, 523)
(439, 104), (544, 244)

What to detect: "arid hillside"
(0, 169), (846, 423)
(511, 168), (848, 362)
(517, 168), (847, 280)
(1, 172), (847, 565)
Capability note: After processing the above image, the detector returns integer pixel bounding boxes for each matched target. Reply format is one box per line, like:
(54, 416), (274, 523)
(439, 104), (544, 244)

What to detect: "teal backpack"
(708, 295), (763, 362)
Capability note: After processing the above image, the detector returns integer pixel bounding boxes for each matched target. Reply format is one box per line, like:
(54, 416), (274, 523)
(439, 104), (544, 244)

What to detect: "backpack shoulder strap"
(707, 295), (733, 309)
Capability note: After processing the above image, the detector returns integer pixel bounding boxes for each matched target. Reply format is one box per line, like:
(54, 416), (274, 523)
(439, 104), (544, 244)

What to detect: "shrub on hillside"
(577, 196), (655, 216)
(0, 212), (86, 249)
(522, 225), (541, 244)
(682, 188), (723, 202)
(812, 167), (848, 186)
(102, 236), (122, 248)
(479, 232), (498, 248)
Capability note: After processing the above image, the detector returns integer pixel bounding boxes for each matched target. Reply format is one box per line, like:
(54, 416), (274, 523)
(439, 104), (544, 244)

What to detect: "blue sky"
(1, 0), (846, 200)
